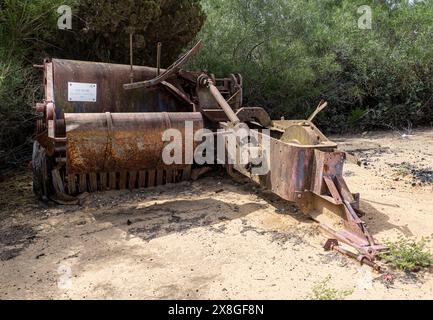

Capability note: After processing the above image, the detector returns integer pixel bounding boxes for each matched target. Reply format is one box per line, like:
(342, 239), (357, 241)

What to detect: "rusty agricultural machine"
(32, 41), (386, 269)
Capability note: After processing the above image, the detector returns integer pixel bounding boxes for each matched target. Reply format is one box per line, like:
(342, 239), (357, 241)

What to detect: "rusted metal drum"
(65, 112), (203, 174)
(51, 59), (189, 117)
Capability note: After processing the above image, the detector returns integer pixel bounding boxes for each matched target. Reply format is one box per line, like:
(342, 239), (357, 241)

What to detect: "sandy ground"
(0, 128), (432, 300)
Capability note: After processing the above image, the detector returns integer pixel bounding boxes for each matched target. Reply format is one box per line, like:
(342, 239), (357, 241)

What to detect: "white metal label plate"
(68, 82), (97, 102)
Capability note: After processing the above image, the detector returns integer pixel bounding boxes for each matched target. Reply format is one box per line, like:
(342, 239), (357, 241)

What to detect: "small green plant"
(393, 162), (413, 177)
(380, 235), (433, 272)
(348, 107), (367, 124)
(308, 275), (353, 300)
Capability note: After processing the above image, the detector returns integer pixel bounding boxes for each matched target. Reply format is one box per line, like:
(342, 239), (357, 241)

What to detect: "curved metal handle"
(123, 40), (203, 90)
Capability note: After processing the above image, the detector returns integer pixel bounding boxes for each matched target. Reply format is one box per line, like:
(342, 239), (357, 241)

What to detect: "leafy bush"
(308, 275), (353, 300)
(380, 235), (433, 272)
(0, 0), (66, 169)
(50, 0), (206, 67)
(192, 0), (433, 133)
(0, 60), (40, 166)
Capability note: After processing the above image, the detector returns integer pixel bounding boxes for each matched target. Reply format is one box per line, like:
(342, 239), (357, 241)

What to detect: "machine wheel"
(32, 141), (52, 201)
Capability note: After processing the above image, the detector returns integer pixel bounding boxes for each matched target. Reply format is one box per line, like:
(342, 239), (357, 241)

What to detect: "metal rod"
(307, 100), (328, 123)
(208, 83), (241, 125)
(332, 245), (381, 271)
(124, 41), (203, 90)
(157, 42), (162, 76)
(324, 239), (380, 271)
(226, 90), (240, 104)
(129, 33), (134, 83)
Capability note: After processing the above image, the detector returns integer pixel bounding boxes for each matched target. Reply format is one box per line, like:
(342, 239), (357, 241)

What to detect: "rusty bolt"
(198, 74), (210, 87)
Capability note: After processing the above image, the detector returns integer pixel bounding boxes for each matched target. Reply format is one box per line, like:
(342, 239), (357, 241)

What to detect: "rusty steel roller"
(65, 112), (204, 174)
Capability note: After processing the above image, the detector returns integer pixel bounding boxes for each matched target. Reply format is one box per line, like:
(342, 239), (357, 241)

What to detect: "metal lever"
(308, 100), (328, 123)
(124, 41), (203, 90)
(198, 74), (241, 125)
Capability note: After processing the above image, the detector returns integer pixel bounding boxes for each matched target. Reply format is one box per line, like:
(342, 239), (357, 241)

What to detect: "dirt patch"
(388, 162), (433, 185)
(0, 224), (37, 261)
(0, 168), (38, 217)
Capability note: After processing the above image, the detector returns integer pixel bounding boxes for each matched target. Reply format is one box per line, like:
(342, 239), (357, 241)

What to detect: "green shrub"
(308, 275), (353, 300)
(380, 235), (433, 272)
(0, 0), (66, 168)
(0, 60), (39, 166)
(193, 0), (433, 133)
(50, 0), (206, 67)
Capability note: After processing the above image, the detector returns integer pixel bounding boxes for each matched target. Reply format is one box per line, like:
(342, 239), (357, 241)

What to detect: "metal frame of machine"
(32, 41), (386, 269)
